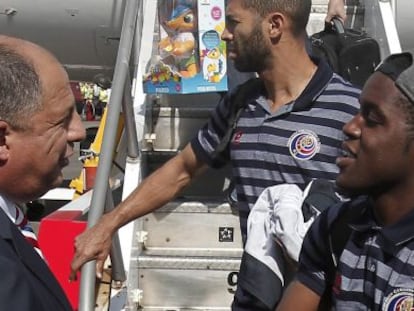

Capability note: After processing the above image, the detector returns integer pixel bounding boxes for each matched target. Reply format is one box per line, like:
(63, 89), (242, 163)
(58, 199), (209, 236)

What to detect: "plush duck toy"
(159, 2), (198, 78)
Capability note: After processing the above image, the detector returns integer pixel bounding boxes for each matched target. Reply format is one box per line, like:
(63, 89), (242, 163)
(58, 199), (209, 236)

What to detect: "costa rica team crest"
(287, 130), (320, 160)
(383, 289), (414, 311)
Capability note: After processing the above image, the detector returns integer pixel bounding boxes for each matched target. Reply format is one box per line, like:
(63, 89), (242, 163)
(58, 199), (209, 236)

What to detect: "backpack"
(311, 18), (381, 87)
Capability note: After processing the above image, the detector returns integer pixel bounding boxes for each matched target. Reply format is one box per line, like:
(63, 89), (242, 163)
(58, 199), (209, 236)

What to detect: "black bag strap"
(301, 179), (339, 222)
(328, 204), (354, 274)
(310, 21), (341, 72)
(331, 17), (345, 36)
(211, 78), (262, 158)
(329, 197), (368, 270)
(318, 198), (364, 310)
(331, 16), (373, 48)
(327, 17), (346, 48)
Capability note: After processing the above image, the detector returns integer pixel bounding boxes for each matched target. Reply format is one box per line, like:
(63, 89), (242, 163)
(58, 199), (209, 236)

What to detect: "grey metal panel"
(138, 255), (241, 270)
(143, 91), (222, 152)
(149, 106), (212, 151)
(396, 0), (414, 50)
(136, 256), (240, 310)
(157, 201), (235, 213)
(142, 151), (232, 199)
(140, 201), (243, 257)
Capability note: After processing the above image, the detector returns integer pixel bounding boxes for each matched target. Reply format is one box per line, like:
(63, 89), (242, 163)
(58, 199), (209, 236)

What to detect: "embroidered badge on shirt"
(287, 130), (320, 160)
(233, 131), (243, 145)
(383, 288), (414, 311)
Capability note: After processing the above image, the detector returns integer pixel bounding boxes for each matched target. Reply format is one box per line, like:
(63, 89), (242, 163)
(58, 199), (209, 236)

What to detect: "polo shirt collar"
(349, 198), (414, 251)
(292, 57), (333, 111)
(382, 208), (414, 245)
(255, 57), (334, 114)
(347, 198), (378, 237)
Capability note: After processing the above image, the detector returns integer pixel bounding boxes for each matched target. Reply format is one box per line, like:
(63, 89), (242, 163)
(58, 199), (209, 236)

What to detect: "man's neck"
(259, 45), (317, 112)
(371, 181), (414, 226)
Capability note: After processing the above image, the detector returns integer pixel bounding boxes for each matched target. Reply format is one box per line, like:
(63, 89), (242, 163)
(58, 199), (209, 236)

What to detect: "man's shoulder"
(327, 73), (362, 96)
(316, 73), (361, 113)
(320, 196), (368, 235)
(0, 209), (13, 239)
(310, 195), (367, 232)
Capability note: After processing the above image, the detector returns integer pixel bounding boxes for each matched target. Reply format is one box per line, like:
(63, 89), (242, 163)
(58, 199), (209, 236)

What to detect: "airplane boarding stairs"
(36, 0), (402, 310)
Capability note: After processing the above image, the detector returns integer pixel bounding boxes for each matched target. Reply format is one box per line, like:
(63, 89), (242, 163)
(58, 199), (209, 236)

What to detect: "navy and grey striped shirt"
(191, 59), (360, 241)
(298, 197), (414, 311)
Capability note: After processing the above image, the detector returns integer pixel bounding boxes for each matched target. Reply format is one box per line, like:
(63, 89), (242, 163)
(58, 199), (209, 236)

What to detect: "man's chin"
(335, 180), (366, 198)
(234, 63), (253, 73)
(46, 173), (64, 191)
(54, 175), (64, 188)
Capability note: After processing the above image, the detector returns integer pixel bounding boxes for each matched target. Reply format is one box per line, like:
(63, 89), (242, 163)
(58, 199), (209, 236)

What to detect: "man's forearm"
(276, 281), (320, 311)
(104, 144), (207, 231)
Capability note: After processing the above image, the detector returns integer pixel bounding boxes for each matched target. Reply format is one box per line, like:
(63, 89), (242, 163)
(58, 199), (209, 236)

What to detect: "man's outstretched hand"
(70, 218), (114, 281)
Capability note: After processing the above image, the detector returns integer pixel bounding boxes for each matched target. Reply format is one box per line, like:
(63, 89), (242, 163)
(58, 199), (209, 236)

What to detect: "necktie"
(14, 205), (44, 259)
(0, 196), (44, 259)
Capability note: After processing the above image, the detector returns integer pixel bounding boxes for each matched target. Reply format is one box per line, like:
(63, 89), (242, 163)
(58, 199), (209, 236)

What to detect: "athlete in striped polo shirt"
(192, 58), (360, 244)
(190, 0), (360, 310)
(277, 50), (414, 311)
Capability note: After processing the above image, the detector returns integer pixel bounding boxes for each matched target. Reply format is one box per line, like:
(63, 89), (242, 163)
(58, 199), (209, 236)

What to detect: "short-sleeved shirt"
(298, 197), (414, 311)
(191, 58), (360, 241)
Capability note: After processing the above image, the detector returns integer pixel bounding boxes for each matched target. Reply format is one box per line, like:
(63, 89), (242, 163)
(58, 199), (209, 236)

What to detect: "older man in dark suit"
(0, 35), (85, 310)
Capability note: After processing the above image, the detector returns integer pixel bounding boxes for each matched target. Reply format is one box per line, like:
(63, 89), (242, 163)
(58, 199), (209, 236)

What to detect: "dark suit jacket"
(0, 209), (73, 310)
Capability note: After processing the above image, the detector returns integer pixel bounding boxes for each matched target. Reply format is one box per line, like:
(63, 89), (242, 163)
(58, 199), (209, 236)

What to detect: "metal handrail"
(78, 0), (140, 310)
(363, 0), (402, 56)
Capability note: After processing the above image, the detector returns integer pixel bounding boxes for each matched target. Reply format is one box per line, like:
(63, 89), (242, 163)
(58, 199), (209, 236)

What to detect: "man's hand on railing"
(326, 0), (346, 23)
(70, 215), (115, 281)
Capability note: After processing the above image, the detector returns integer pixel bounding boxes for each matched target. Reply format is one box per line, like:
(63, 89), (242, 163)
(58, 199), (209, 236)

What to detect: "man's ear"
(0, 121), (10, 162)
(267, 12), (285, 39)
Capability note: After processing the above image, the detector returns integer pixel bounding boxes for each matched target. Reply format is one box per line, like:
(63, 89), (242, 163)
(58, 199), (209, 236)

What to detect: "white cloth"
(245, 182), (318, 286)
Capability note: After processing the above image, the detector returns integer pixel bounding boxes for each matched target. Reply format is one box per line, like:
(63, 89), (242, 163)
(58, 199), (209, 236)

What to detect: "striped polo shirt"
(298, 197), (414, 311)
(191, 59), (360, 241)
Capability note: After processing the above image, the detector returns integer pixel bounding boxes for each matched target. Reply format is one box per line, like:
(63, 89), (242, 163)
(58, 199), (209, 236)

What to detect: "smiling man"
(0, 35), (85, 310)
(276, 50), (414, 311)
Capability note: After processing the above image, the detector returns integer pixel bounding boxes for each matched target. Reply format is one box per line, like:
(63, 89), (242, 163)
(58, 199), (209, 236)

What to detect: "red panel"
(38, 211), (87, 311)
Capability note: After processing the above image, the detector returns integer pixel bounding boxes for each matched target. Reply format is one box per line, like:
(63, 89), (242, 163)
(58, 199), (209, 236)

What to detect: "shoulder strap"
(329, 196), (367, 267)
(211, 78), (261, 158)
(328, 203), (354, 271)
(318, 198), (363, 310)
(318, 201), (353, 311)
